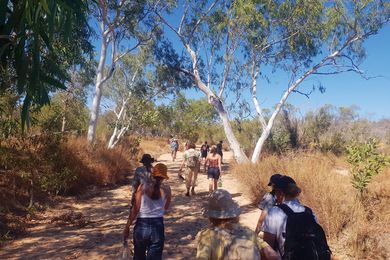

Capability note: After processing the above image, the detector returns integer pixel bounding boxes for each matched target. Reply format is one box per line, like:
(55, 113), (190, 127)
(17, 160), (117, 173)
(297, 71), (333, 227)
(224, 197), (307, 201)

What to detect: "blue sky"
(91, 13), (390, 120)
(180, 24), (390, 120)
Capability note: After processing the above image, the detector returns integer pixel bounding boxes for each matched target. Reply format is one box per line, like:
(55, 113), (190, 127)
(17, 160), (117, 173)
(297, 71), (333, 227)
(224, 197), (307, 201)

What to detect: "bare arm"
(179, 153), (186, 171)
(204, 156), (209, 172)
(163, 185), (172, 211)
(123, 185), (143, 241)
(263, 232), (277, 251)
(255, 210), (267, 234)
(218, 155), (222, 173)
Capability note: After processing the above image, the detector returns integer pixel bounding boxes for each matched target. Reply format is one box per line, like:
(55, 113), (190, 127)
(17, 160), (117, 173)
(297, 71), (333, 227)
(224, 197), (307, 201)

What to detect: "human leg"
(213, 178), (218, 191)
(185, 168), (193, 196)
(191, 169), (198, 195)
(208, 178), (214, 193)
(146, 218), (164, 260)
(133, 219), (151, 260)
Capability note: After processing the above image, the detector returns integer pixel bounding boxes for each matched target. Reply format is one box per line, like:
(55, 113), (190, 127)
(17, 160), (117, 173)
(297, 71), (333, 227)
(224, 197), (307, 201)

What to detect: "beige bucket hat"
(203, 189), (241, 219)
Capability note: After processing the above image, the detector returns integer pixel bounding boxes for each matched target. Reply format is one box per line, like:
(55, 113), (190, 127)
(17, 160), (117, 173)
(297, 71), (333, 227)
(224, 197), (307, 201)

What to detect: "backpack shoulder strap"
(277, 204), (295, 217)
(304, 206), (313, 215)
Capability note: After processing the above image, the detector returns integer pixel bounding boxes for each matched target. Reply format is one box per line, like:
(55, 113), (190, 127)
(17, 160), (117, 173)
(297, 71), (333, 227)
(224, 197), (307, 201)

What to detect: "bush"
(346, 139), (390, 198)
(0, 134), (137, 239)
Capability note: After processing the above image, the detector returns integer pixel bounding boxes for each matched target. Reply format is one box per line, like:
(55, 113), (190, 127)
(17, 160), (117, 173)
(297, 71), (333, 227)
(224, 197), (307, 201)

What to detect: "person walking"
(123, 163), (172, 260)
(130, 154), (155, 208)
(204, 145), (222, 193)
(255, 173), (282, 236)
(179, 142), (200, 196)
(200, 141), (210, 164)
(216, 140), (223, 164)
(196, 189), (279, 260)
(262, 175), (331, 260)
(169, 136), (179, 162)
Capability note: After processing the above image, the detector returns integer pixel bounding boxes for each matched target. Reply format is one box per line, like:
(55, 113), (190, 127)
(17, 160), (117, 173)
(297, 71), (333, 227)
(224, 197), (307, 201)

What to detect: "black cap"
(273, 175), (300, 194)
(268, 173), (282, 186)
(140, 154), (154, 164)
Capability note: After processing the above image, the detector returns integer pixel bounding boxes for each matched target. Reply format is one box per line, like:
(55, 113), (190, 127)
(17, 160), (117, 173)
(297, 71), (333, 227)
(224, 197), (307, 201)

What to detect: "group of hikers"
(123, 140), (331, 260)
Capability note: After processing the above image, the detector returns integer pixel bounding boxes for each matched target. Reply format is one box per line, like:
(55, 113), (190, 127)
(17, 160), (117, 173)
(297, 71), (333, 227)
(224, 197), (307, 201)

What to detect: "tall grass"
(139, 136), (170, 159)
(232, 152), (390, 259)
(0, 135), (137, 239)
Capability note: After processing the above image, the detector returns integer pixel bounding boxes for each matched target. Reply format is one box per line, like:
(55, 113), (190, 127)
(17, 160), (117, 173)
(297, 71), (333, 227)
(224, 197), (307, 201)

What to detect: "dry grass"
(139, 136), (170, 160)
(0, 135), (137, 240)
(61, 137), (135, 192)
(232, 151), (390, 259)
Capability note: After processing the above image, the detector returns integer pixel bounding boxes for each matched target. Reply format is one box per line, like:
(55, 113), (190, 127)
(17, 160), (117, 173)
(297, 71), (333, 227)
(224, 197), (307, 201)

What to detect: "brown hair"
(189, 143), (196, 149)
(145, 177), (163, 200)
(210, 145), (217, 154)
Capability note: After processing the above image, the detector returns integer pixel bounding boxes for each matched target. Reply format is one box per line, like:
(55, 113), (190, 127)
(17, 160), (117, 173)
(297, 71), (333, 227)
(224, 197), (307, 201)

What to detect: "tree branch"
(188, 0), (220, 42)
(250, 58), (267, 129)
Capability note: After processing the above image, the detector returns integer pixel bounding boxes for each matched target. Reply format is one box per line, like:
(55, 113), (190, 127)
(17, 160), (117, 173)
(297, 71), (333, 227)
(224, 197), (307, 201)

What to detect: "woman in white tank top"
(123, 163), (171, 260)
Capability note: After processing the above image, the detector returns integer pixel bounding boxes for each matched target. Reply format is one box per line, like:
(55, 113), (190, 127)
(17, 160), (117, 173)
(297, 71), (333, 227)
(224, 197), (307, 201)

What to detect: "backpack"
(170, 140), (178, 150)
(277, 204), (331, 260)
(186, 150), (199, 169)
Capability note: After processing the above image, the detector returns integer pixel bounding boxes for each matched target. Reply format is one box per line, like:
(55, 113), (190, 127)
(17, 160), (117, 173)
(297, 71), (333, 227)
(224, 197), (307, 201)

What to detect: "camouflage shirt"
(196, 223), (268, 260)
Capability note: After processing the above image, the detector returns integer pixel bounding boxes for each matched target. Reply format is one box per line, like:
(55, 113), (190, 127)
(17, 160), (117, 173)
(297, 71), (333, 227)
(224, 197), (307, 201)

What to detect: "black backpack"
(277, 204), (331, 260)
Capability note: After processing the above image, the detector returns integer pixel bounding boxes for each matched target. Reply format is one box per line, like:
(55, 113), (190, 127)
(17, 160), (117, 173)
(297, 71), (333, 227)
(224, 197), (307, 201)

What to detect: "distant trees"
(157, 0), (390, 163)
(87, 0), (165, 143)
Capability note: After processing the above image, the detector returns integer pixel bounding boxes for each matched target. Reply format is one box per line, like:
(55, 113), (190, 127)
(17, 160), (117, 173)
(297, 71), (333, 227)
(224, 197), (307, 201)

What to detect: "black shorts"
(207, 167), (220, 179)
(201, 151), (207, 158)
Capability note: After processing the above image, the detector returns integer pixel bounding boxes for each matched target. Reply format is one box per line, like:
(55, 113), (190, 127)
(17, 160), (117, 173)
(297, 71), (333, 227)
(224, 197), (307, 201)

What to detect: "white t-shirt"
(262, 199), (305, 256)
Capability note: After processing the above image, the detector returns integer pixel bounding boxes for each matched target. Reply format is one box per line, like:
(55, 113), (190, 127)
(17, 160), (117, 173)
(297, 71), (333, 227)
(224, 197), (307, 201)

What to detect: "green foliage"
(0, 0), (93, 128)
(346, 139), (390, 197)
(32, 93), (89, 134)
(38, 167), (78, 195)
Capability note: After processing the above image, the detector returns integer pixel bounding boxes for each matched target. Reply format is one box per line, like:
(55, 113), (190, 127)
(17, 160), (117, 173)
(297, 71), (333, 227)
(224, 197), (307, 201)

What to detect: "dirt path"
(0, 151), (260, 260)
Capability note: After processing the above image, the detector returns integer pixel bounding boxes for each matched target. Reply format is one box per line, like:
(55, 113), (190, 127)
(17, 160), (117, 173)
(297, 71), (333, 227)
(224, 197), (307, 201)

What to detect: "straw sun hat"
(203, 189), (241, 219)
(152, 163), (169, 179)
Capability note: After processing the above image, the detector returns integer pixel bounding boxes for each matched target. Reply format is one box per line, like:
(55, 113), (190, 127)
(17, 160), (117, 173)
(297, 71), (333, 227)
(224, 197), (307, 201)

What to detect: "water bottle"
(218, 178), (223, 188)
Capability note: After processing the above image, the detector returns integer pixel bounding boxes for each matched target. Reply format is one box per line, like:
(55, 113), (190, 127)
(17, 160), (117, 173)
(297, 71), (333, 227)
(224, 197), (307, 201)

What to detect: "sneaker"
(191, 188), (196, 195)
(185, 192), (190, 197)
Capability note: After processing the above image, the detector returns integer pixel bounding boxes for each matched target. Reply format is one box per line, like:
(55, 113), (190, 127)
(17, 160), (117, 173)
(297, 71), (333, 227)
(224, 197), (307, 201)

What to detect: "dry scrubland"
(232, 152), (390, 259)
(0, 136), (133, 239)
(0, 135), (170, 240)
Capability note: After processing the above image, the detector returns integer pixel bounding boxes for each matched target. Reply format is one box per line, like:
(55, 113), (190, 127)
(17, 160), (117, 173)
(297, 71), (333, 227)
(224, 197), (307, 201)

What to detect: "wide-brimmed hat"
(152, 163), (169, 179)
(203, 189), (241, 219)
(268, 173), (282, 186)
(140, 154), (154, 164)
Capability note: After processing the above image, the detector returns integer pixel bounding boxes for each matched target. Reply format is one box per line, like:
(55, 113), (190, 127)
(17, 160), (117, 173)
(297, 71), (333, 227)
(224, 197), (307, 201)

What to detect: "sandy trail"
(0, 150), (259, 260)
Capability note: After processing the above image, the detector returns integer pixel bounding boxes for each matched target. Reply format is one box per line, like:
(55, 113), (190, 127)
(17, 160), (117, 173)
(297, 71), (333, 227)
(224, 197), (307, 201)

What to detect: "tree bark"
(209, 95), (249, 163)
(61, 114), (66, 133)
(87, 35), (108, 143)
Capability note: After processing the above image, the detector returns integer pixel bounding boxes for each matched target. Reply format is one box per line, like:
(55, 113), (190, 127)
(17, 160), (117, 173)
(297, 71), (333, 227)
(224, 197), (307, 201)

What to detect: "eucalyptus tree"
(0, 0), (93, 128)
(157, 0), (390, 163)
(104, 47), (158, 149)
(87, 0), (169, 143)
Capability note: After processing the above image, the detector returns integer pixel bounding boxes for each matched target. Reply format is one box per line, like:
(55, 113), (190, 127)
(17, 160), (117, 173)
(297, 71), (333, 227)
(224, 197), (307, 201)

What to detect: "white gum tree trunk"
(185, 45), (248, 163)
(87, 34), (108, 143)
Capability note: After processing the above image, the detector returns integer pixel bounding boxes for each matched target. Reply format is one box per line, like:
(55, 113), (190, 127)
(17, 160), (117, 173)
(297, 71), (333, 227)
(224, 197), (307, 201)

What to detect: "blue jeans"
(133, 217), (164, 260)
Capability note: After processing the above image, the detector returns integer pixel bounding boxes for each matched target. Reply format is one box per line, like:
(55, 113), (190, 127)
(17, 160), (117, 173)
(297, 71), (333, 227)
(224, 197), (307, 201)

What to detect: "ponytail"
(146, 177), (163, 200)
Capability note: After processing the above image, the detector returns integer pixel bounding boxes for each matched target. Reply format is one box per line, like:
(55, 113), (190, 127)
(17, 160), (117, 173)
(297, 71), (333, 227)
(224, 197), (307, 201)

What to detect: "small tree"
(346, 139), (390, 198)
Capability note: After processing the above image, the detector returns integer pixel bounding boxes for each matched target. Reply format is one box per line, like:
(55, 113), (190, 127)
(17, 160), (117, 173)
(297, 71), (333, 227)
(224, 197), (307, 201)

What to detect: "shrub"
(346, 139), (390, 198)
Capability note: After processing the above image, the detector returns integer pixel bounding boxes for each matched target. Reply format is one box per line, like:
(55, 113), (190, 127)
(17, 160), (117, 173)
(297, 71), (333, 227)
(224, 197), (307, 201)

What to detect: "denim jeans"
(133, 217), (164, 260)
